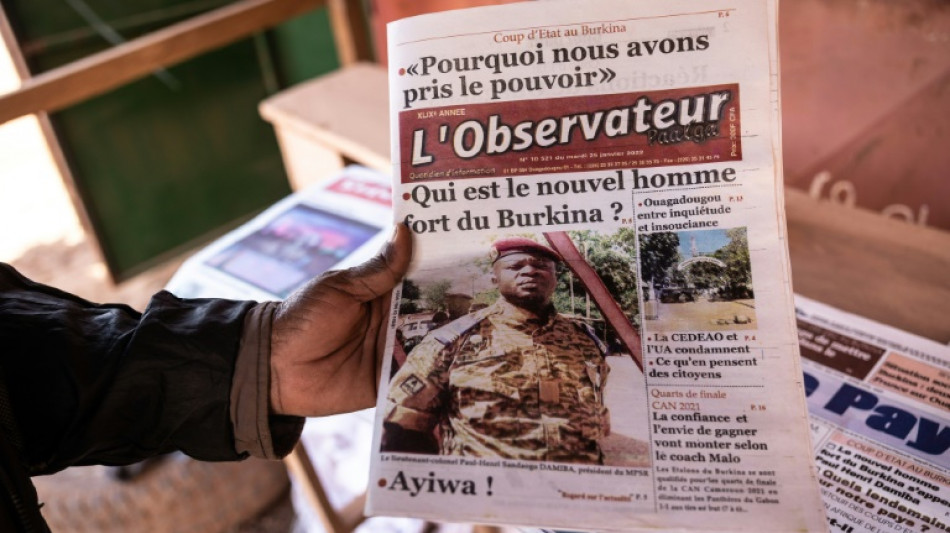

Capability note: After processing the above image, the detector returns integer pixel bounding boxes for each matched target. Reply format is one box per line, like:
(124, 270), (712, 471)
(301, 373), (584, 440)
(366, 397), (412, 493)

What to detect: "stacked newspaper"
(796, 297), (950, 533)
(165, 166), (392, 300)
(367, 0), (826, 531)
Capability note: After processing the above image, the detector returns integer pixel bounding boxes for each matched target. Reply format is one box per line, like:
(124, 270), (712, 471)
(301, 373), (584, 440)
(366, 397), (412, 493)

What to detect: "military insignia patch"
(399, 375), (426, 396)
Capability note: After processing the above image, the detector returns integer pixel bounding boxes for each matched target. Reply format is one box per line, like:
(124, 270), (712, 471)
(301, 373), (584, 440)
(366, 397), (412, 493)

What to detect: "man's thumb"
(347, 223), (413, 301)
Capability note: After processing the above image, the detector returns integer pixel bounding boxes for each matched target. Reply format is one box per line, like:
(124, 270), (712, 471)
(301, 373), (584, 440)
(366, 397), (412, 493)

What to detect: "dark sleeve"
(231, 302), (304, 460)
(0, 263), (255, 475)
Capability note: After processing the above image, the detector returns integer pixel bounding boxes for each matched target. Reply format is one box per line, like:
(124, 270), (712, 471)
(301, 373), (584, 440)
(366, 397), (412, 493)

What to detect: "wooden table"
(259, 63), (391, 190)
(785, 188), (950, 343)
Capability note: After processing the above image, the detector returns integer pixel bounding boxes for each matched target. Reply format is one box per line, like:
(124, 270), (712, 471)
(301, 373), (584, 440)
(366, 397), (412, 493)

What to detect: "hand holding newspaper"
(367, 0), (826, 530)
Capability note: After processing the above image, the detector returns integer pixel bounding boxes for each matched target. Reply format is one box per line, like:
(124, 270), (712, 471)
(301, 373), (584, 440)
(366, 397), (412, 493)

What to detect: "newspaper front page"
(368, 0), (825, 530)
(796, 297), (950, 533)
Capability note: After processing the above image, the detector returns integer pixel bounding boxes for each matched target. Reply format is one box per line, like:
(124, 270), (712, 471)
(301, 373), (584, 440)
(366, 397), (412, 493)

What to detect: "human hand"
(269, 224), (412, 417)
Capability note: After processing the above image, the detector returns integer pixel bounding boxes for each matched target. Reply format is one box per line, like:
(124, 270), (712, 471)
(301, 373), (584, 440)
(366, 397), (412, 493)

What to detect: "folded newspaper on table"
(795, 297), (950, 533)
(367, 0), (825, 530)
(165, 166), (392, 300)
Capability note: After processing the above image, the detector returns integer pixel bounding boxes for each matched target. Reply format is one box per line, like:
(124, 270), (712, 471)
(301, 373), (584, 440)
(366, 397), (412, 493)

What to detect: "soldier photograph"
(382, 234), (649, 466)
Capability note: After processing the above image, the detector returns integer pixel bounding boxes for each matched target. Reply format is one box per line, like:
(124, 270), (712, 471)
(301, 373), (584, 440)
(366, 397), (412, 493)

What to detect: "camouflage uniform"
(385, 299), (610, 464)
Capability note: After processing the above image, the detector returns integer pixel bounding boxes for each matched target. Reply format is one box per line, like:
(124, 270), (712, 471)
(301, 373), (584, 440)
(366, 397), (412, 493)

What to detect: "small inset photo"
(639, 227), (755, 332)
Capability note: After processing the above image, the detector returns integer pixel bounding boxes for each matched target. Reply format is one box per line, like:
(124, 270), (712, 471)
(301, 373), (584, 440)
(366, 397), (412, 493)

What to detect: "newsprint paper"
(796, 297), (950, 533)
(367, 0), (826, 530)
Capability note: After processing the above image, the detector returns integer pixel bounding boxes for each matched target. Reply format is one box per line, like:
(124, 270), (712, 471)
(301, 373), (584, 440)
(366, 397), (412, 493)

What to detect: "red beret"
(489, 237), (562, 264)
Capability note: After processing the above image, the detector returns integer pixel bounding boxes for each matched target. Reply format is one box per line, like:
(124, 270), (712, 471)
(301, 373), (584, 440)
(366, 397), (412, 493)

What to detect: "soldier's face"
(492, 252), (557, 309)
